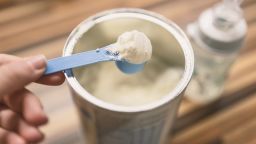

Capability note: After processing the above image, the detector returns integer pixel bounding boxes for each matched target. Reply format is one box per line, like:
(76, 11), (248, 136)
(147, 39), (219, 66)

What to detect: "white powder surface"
(95, 67), (182, 106)
(77, 59), (183, 106)
(107, 30), (152, 64)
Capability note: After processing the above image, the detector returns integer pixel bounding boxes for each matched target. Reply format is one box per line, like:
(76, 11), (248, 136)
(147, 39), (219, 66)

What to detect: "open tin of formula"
(63, 8), (194, 144)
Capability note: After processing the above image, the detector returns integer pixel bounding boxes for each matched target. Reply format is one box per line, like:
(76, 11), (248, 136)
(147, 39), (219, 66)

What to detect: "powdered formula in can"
(64, 8), (194, 144)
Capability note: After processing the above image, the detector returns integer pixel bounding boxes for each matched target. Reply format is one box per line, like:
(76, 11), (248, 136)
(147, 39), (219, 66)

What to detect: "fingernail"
(26, 55), (46, 70)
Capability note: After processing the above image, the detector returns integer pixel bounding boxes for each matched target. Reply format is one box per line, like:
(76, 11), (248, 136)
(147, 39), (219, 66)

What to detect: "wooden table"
(0, 0), (255, 143)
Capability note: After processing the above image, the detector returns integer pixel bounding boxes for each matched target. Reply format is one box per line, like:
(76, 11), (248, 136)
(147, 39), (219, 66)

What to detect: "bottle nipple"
(212, 0), (244, 30)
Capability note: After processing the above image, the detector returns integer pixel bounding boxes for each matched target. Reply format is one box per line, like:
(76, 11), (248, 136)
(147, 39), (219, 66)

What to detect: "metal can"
(63, 8), (194, 144)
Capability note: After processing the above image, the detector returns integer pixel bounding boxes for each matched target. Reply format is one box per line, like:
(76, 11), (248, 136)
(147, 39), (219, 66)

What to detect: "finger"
(0, 127), (26, 144)
(2, 89), (48, 126)
(37, 72), (65, 85)
(0, 104), (19, 131)
(0, 54), (18, 66)
(0, 54), (65, 86)
(0, 55), (46, 96)
(0, 106), (44, 143)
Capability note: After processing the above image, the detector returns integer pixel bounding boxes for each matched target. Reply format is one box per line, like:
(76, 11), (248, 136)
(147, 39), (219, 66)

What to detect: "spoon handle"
(44, 49), (115, 75)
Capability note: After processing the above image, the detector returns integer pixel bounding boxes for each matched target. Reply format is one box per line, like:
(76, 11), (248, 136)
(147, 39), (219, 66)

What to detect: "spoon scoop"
(44, 46), (144, 75)
(115, 61), (144, 74)
(44, 30), (151, 75)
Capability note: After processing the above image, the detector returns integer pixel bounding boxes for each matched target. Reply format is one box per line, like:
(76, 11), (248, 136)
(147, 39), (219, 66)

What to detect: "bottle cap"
(197, 0), (247, 53)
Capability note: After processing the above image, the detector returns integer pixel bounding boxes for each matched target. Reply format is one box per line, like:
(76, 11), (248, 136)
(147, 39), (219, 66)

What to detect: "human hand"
(0, 54), (65, 144)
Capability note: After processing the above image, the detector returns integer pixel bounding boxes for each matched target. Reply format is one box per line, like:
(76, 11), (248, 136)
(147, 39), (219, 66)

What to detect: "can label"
(100, 120), (164, 144)
(79, 106), (167, 144)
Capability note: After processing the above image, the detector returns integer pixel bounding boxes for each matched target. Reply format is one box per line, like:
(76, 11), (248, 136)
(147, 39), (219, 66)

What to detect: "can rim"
(63, 8), (194, 113)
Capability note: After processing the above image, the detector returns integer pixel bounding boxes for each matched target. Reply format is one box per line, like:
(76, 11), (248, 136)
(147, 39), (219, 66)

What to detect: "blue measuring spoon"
(44, 47), (144, 75)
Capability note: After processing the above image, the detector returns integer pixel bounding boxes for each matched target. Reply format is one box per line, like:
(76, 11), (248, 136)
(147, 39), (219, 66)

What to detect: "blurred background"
(0, 0), (255, 144)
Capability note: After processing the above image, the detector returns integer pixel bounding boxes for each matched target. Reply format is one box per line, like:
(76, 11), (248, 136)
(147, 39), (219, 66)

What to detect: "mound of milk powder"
(107, 30), (152, 64)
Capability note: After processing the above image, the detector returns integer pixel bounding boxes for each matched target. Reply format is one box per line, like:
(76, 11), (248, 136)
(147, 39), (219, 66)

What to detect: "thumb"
(0, 55), (46, 96)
